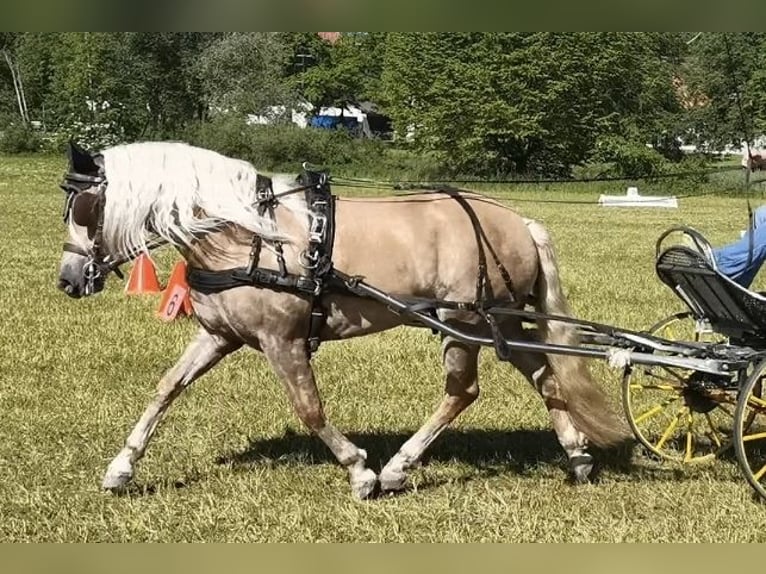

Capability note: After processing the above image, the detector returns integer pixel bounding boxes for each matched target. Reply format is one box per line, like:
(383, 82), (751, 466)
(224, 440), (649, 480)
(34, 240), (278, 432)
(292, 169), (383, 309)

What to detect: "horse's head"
(57, 140), (113, 298)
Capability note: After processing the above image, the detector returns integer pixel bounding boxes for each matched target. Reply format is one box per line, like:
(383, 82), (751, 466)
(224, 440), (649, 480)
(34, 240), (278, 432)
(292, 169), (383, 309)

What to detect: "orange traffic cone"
(157, 260), (193, 321)
(124, 253), (161, 295)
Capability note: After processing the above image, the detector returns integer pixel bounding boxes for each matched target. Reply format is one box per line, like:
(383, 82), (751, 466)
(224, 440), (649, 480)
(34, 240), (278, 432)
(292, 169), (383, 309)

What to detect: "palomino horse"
(57, 141), (627, 499)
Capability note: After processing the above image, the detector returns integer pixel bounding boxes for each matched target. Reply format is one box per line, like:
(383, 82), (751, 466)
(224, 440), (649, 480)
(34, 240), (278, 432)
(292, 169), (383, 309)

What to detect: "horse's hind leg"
(102, 328), (241, 491)
(501, 323), (593, 482)
(260, 337), (377, 500)
(380, 335), (480, 493)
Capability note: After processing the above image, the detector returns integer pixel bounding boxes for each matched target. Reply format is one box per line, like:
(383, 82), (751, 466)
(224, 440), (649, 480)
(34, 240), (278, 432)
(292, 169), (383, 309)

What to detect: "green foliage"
(196, 33), (294, 117)
(684, 33), (766, 150)
(13, 32), (213, 145)
(184, 115), (448, 180)
(185, 116), (382, 174)
(124, 33), (215, 138)
(382, 33), (687, 177)
(591, 135), (667, 178)
(293, 33), (387, 109)
(0, 121), (40, 153)
(4, 32), (766, 180)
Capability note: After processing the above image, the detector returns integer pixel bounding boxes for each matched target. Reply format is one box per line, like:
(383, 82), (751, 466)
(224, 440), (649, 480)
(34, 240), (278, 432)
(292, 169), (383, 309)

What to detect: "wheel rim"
(623, 312), (735, 463)
(734, 361), (766, 501)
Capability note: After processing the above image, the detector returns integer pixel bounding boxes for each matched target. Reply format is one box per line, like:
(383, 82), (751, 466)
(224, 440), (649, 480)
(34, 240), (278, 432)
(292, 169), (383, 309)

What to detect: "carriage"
(615, 225), (766, 501)
(57, 140), (766, 502)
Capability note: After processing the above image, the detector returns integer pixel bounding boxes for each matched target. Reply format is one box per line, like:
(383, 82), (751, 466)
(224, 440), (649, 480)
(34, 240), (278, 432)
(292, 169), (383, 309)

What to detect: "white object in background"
(598, 186), (678, 208)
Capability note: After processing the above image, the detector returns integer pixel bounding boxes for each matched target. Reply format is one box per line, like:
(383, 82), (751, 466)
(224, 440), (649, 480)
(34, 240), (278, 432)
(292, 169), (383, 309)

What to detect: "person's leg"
(714, 211), (766, 288)
(754, 205), (766, 229)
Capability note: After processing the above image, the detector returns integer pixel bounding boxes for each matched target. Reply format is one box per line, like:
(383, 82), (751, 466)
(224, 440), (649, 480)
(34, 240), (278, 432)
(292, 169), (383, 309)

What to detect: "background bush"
(0, 121), (40, 154)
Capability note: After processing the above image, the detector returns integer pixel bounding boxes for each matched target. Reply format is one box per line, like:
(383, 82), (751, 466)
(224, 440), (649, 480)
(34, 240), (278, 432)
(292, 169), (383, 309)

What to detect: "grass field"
(3, 153), (766, 542)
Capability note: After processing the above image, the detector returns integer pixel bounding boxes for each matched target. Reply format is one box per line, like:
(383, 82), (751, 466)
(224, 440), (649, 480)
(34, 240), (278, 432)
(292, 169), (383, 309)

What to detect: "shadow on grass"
(215, 427), (646, 485)
(122, 428), (751, 496)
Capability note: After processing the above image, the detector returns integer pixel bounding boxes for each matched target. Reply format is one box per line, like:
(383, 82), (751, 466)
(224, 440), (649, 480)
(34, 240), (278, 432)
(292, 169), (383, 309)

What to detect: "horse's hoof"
(379, 467), (408, 493)
(351, 468), (378, 500)
(570, 454), (594, 484)
(102, 472), (132, 491)
(102, 459), (134, 491)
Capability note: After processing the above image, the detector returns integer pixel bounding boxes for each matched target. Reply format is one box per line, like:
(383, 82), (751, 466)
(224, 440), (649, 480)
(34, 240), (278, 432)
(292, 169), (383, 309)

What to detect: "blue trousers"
(712, 205), (766, 288)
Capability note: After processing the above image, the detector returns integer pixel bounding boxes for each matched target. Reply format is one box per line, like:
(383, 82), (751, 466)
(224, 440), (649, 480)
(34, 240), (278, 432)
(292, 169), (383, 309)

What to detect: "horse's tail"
(524, 218), (629, 448)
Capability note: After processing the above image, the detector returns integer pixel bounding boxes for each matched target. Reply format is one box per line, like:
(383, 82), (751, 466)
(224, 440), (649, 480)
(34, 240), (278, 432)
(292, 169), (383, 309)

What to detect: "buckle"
(83, 259), (102, 295)
(296, 276), (322, 296)
(300, 249), (319, 269)
(309, 214), (326, 243)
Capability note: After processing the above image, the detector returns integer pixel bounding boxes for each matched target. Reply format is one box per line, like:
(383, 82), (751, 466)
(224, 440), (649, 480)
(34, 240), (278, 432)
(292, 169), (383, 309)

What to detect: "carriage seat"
(656, 242), (766, 342)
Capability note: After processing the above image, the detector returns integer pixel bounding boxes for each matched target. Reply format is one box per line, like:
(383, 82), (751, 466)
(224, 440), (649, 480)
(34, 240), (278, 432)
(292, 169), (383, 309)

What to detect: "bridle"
(59, 171), (125, 295)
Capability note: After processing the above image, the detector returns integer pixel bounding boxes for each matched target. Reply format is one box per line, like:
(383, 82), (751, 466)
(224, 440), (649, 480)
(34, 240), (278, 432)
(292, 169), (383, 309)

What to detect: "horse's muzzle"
(57, 278), (82, 298)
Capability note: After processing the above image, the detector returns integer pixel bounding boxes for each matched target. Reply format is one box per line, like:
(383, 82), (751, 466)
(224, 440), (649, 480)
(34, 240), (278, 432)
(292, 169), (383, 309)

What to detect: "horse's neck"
(184, 202), (308, 272)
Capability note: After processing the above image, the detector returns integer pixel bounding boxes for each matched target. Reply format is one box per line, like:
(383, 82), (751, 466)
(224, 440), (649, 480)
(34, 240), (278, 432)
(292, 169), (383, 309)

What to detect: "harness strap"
(302, 172), (336, 355)
(63, 241), (89, 257)
(446, 190), (515, 360)
(187, 266), (320, 296)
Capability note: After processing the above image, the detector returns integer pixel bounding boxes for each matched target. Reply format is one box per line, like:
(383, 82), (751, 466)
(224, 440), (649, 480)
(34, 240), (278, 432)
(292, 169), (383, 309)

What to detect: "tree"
(292, 33), (387, 110)
(196, 33), (294, 119)
(381, 32), (687, 175)
(683, 33), (766, 151)
(123, 33), (216, 138)
(0, 33), (20, 122)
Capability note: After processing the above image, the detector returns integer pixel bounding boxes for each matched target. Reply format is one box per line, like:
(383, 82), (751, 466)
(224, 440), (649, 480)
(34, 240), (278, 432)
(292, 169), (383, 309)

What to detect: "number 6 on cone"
(157, 261), (193, 321)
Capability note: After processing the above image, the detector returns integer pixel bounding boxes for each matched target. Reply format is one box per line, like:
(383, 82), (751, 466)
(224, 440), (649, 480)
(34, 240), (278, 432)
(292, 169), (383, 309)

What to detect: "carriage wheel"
(622, 311), (736, 463)
(734, 360), (766, 501)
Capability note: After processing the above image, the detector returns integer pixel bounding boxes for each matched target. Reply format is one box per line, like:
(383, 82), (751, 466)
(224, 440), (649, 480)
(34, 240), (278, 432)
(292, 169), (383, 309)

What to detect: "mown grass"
(3, 153), (766, 542)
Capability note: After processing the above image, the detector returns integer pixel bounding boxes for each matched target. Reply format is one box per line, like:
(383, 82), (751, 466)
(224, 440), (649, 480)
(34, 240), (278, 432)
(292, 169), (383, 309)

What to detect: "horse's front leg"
(261, 336), (377, 500)
(102, 328), (241, 490)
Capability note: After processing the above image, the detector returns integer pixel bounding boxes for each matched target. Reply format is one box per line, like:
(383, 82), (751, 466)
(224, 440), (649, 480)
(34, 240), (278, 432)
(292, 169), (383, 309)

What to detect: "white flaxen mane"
(100, 141), (302, 257)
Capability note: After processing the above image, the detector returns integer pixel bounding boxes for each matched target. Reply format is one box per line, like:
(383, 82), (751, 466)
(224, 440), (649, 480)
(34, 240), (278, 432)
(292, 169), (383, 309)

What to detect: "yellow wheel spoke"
(630, 383), (681, 393)
(684, 411), (694, 462)
(753, 463), (766, 482)
(705, 413), (722, 448)
(633, 395), (681, 425)
(742, 431), (766, 443)
(747, 394), (766, 409)
(655, 408), (686, 451)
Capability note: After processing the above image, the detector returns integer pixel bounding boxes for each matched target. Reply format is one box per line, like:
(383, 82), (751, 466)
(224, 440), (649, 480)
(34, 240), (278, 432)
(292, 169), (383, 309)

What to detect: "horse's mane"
(100, 141), (297, 257)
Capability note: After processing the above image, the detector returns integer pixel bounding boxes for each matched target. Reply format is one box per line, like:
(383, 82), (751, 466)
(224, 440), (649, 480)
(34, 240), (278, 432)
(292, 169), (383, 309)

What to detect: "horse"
(56, 140), (628, 499)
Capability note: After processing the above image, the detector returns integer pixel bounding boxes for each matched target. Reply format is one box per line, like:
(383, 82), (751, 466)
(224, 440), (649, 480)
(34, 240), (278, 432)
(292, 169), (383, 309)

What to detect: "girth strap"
(187, 266), (320, 296)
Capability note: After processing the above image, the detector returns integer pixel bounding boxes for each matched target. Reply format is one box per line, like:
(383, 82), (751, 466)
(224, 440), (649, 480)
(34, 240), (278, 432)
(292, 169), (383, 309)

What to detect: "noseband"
(60, 171), (124, 295)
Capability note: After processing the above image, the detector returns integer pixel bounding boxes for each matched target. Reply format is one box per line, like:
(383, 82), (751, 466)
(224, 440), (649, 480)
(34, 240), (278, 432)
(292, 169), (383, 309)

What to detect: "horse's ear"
(68, 140), (99, 175)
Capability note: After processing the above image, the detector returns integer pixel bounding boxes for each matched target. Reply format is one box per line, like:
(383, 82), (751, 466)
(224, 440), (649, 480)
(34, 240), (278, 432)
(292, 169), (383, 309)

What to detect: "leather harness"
(186, 169), (337, 356)
(185, 175), (516, 359)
